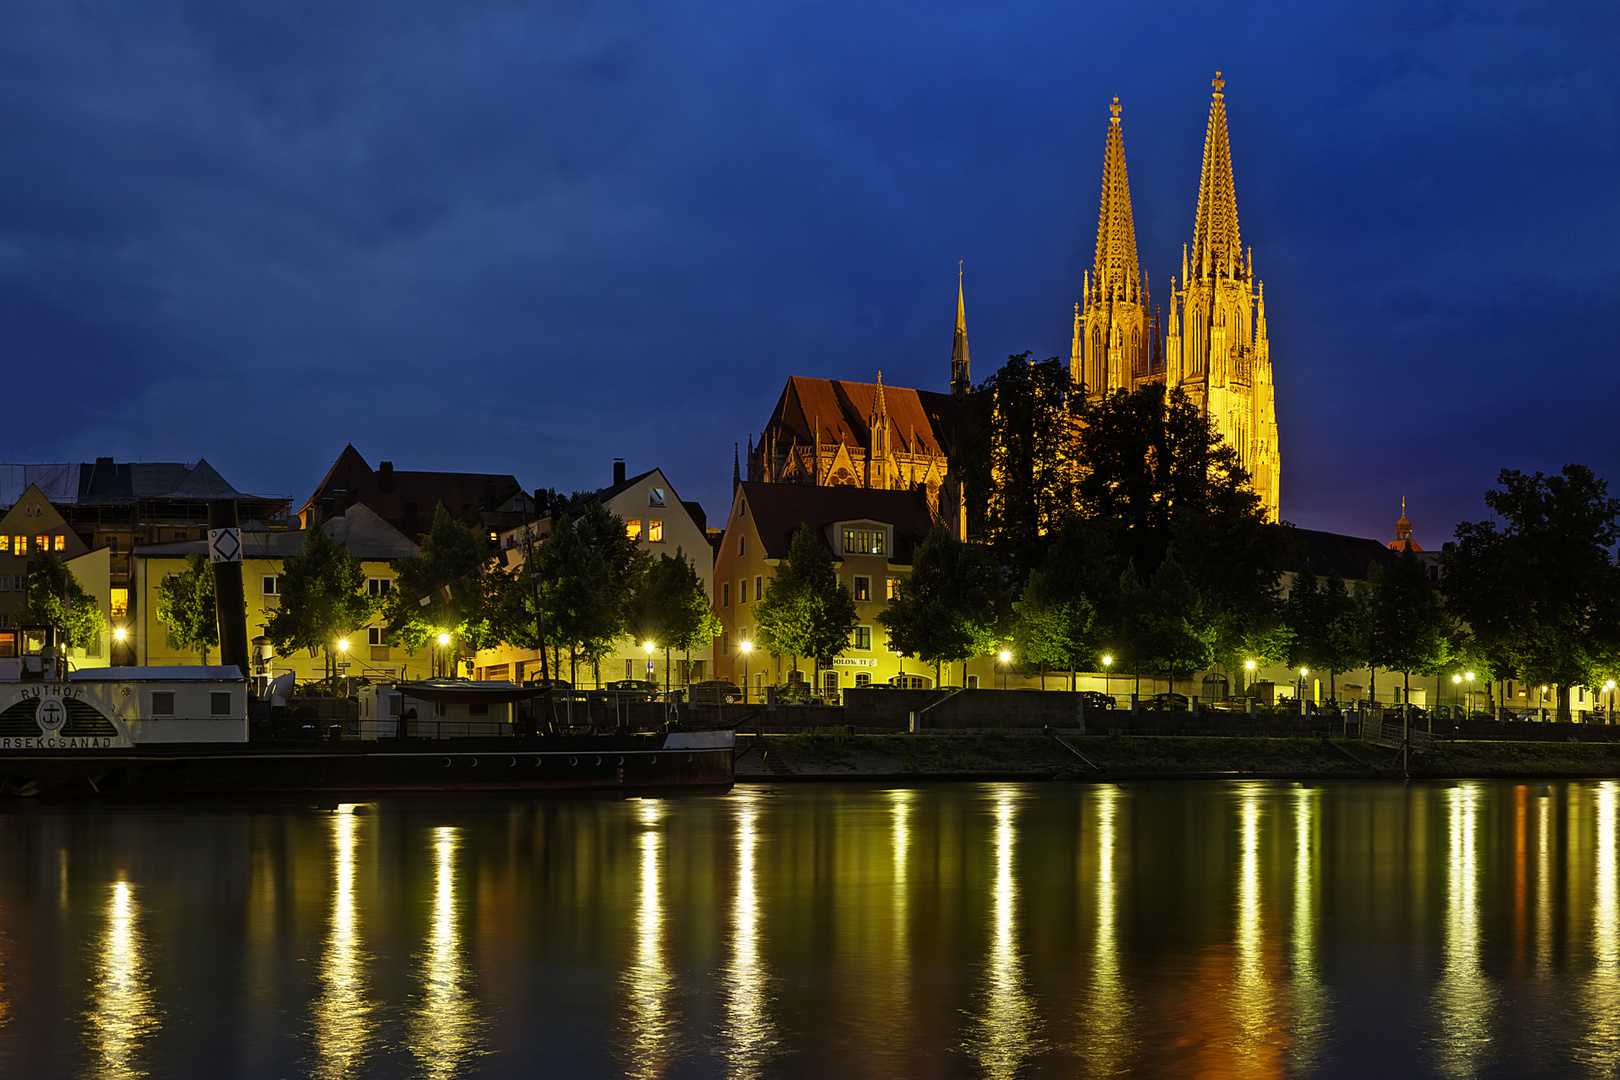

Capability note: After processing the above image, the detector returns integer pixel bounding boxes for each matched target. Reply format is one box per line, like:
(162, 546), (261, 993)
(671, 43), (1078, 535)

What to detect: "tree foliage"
(1366, 547), (1453, 708)
(631, 547), (722, 687)
(1443, 464), (1620, 720)
(24, 552), (107, 654)
(958, 353), (1084, 584)
(155, 553), (217, 663)
(755, 525), (858, 681)
(1011, 523), (1105, 688)
(384, 503), (501, 656)
(265, 522), (377, 679)
(530, 502), (652, 684)
(878, 525), (1002, 686)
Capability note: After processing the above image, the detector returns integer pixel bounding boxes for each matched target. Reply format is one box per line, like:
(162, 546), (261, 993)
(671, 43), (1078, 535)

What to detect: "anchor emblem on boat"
(35, 699), (65, 733)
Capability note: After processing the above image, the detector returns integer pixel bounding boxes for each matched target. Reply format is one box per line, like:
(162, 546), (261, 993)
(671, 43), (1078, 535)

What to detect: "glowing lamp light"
(437, 632), (451, 647)
(1245, 659), (1256, 671)
(1607, 680), (1616, 692)
(1301, 668), (1309, 678)
(1465, 672), (1475, 681)
(998, 650), (1011, 663)
(740, 640), (752, 654)
(644, 641), (655, 655)
(338, 638), (349, 653)
(113, 627), (127, 642)
(1102, 655), (1113, 668)
(1452, 674), (1461, 685)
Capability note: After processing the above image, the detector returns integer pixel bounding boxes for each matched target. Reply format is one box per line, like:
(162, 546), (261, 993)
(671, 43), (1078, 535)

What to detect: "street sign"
(208, 527), (242, 564)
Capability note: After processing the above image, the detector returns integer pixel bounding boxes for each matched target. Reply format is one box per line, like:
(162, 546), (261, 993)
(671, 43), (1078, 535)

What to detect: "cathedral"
(1070, 73), (1282, 519)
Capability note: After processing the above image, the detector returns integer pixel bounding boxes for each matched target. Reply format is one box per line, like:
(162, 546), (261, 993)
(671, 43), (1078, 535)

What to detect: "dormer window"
(649, 487), (666, 508)
(842, 528), (885, 556)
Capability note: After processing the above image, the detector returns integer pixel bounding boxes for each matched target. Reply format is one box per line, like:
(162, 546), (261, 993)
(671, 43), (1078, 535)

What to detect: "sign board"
(208, 527), (242, 564)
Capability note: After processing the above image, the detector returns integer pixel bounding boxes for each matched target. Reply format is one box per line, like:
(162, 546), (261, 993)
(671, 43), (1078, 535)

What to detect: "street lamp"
(644, 640), (655, 686)
(113, 626), (127, 642)
(1452, 672), (1462, 718)
(1607, 679), (1616, 724)
(1244, 658), (1256, 699)
(998, 649), (1011, 691)
(1299, 667), (1310, 706)
(437, 631), (451, 679)
(740, 640), (752, 703)
(1102, 654), (1113, 703)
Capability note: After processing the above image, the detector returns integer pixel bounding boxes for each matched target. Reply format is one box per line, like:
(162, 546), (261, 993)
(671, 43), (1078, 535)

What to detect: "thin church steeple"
(1190, 71), (1243, 283)
(1074, 96), (1150, 397)
(1093, 96), (1142, 303)
(951, 262), (971, 399)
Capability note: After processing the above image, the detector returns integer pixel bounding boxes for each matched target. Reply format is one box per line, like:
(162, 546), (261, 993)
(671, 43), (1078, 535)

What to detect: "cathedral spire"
(1190, 71), (1243, 282)
(1093, 96), (1141, 303)
(951, 262), (971, 399)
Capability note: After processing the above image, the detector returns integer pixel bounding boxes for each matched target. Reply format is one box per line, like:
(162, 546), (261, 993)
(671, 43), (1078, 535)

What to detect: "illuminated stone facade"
(1071, 75), (1282, 520)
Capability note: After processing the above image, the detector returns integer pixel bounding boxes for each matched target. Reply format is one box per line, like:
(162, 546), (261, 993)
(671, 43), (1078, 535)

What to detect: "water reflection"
(967, 787), (1041, 1078)
(1231, 786), (1278, 1074)
(1432, 783), (1493, 1077)
(623, 799), (677, 1077)
(309, 809), (374, 1080)
(1581, 782), (1620, 1073)
(1081, 785), (1129, 1073)
(411, 827), (484, 1079)
(1288, 786), (1329, 1074)
(85, 879), (158, 1080)
(721, 791), (776, 1078)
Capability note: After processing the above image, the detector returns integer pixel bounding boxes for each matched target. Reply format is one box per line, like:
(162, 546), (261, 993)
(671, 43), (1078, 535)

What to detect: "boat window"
(151, 692), (175, 716)
(210, 693), (232, 716)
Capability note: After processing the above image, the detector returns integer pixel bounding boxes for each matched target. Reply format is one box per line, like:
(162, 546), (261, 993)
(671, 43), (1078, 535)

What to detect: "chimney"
(613, 459), (626, 486)
(378, 461), (394, 492)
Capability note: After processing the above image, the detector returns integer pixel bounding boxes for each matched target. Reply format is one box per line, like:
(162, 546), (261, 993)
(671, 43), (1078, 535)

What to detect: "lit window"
(852, 626), (872, 651)
(649, 487), (666, 507)
(853, 576), (870, 602)
(35, 535), (47, 553)
(0, 537), (8, 553)
(648, 520), (664, 542)
(53, 535), (65, 552)
(110, 588), (129, 618)
(627, 519), (643, 540)
(842, 529), (885, 555)
(14, 537), (26, 555)
(887, 577), (900, 600)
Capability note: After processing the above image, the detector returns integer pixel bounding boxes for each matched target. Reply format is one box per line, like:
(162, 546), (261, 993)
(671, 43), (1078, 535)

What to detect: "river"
(0, 780), (1616, 1078)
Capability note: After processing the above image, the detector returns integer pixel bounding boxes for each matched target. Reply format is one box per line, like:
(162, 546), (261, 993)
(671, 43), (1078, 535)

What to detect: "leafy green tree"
(384, 503), (500, 659)
(957, 353), (1084, 584)
(1443, 465), (1620, 721)
(756, 525), (858, 688)
(1116, 550), (1217, 696)
(531, 502), (651, 685)
(1012, 523), (1110, 689)
(879, 525), (1003, 687)
(1366, 547), (1453, 713)
(23, 552), (107, 654)
(155, 553), (217, 663)
(631, 548), (722, 691)
(265, 523), (377, 685)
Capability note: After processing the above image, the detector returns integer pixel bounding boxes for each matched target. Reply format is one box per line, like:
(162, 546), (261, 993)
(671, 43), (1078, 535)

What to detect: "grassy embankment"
(735, 732), (1620, 780)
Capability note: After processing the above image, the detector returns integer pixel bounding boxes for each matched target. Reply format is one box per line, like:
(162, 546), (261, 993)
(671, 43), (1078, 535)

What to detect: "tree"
(1443, 465), (1620, 722)
(23, 552), (107, 654)
(755, 525), (858, 688)
(957, 352), (1084, 584)
(1366, 547), (1452, 714)
(631, 548), (722, 691)
(265, 522), (377, 685)
(1115, 550), (1217, 693)
(878, 526), (1002, 687)
(384, 503), (500, 661)
(530, 502), (651, 686)
(155, 553), (217, 663)
(1012, 523), (1110, 689)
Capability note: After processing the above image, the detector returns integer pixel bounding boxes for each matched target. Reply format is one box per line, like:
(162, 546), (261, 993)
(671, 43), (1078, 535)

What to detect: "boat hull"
(0, 732), (734, 797)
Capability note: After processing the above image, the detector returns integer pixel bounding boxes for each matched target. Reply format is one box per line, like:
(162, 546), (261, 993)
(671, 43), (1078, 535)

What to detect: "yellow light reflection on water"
(1432, 783), (1493, 1077)
(411, 827), (485, 1079)
(1230, 786), (1274, 1072)
(1080, 784), (1129, 1072)
(1581, 782), (1620, 1072)
(967, 787), (1041, 1078)
(310, 808), (373, 1080)
(623, 799), (675, 1078)
(86, 879), (159, 1080)
(1288, 786), (1329, 1074)
(722, 791), (776, 1078)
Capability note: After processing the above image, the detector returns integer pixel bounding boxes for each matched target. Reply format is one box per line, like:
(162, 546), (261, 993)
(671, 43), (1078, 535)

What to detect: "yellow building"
(716, 482), (945, 698)
(131, 504), (427, 685)
(0, 484), (112, 666)
(1071, 75), (1281, 520)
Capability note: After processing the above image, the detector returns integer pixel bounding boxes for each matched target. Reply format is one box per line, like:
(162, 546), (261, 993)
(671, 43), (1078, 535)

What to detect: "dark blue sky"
(3, 0), (1617, 547)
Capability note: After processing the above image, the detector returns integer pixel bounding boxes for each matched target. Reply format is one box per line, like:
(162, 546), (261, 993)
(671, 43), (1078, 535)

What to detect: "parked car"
(603, 679), (660, 698)
(1149, 692), (1193, 711)
(688, 679), (742, 704)
(524, 677), (573, 690)
(1078, 691), (1116, 710)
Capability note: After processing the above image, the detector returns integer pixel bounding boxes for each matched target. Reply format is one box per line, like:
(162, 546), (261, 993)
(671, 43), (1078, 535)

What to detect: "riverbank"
(733, 732), (1620, 781)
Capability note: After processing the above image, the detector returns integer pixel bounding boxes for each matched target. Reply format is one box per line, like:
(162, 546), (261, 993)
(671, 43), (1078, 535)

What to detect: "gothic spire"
(1092, 96), (1141, 303)
(951, 262), (971, 399)
(1190, 71), (1243, 282)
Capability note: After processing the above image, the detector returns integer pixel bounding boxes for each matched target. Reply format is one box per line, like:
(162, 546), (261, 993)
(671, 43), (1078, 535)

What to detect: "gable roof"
(734, 481), (939, 564)
(1280, 526), (1399, 582)
(763, 376), (967, 458)
(301, 445), (529, 538)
